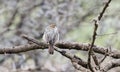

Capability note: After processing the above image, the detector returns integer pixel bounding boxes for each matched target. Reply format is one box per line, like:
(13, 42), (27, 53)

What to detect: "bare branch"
(101, 59), (120, 72)
(98, 0), (112, 20)
(22, 35), (120, 59)
(99, 48), (109, 65)
(0, 44), (47, 54)
(87, 0), (112, 71)
(88, 20), (99, 72)
(72, 61), (90, 72)
(54, 48), (88, 70)
(0, 35), (119, 59)
(97, 32), (118, 36)
(91, 20), (99, 66)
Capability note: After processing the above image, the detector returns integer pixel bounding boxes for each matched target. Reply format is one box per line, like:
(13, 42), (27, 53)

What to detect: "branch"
(54, 48), (88, 71)
(88, 20), (98, 72)
(99, 48), (109, 64)
(91, 20), (99, 67)
(0, 35), (119, 59)
(98, 0), (112, 20)
(88, 0), (112, 71)
(22, 35), (120, 59)
(0, 44), (47, 54)
(56, 42), (120, 59)
(72, 61), (90, 72)
(101, 59), (120, 72)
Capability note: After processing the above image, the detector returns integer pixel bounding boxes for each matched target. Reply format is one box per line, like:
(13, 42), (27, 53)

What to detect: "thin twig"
(88, 20), (98, 72)
(98, 0), (112, 20)
(88, 0), (112, 71)
(91, 20), (99, 66)
(97, 32), (118, 36)
(99, 48), (108, 64)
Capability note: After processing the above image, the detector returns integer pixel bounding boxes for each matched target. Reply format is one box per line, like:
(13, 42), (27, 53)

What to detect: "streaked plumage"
(43, 24), (59, 54)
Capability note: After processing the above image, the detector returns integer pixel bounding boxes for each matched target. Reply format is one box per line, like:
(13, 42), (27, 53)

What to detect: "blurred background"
(0, 0), (120, 72)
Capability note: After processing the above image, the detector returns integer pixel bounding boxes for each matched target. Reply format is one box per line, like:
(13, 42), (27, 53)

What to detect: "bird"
(43, 24), (59, 54)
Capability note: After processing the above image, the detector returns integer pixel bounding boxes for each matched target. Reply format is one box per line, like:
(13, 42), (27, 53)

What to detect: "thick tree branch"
(0, 41), (119, 59)
(22, 35), (120, 59)
(0, 35), (119, 59)
(101, 59), (120, 72)
(0, 44), (47, 54)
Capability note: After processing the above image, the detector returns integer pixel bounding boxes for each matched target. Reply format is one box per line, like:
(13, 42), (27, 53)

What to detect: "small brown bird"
(43, 24), (59, 54)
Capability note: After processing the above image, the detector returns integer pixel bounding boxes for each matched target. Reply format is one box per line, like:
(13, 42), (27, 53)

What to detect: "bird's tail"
(48, 45), (54, 54)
